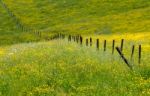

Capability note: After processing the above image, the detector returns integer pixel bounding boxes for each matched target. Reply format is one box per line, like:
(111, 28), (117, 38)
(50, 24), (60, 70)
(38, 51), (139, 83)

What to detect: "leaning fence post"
(116, 47), (132, 70)
(121, 39), (124, 51)
(104, 40), (106, 51)
(96, 39), (99, 50)
(112, 40), (115, 54)
(131, 45), (135, 60)
(90, 37), (92, 46)
(139, 45), (141, 64)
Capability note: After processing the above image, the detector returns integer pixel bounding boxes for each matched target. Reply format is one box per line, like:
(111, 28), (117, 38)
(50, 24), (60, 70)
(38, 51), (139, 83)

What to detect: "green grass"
(0, 0), (150, 95)
(0, 33), (150, 95)
(0, 0), (41, 45)
(0, 0), (150, 45)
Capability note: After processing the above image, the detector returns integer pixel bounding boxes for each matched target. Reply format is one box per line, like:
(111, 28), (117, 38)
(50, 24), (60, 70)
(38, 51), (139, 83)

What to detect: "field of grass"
(0, 32), (150, 96)
(0, 0), (150, 96)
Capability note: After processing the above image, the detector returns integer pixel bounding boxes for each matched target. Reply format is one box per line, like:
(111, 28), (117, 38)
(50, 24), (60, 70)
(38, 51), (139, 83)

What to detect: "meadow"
(0, 32), (150, 96)
(0, 0), (150, 96)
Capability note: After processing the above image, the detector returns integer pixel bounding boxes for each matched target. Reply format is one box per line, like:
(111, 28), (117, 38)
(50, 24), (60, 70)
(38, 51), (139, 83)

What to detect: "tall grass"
(0, 35), (150, 95)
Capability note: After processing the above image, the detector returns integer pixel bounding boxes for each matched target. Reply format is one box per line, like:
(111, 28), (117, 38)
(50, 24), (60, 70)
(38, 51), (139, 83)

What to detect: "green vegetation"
(0, 40), (148, 96)
(3, 0), (150, 34)
(0, 32), (150, 96)
(0, 0), (150, 45)
(0, 0), (150, 96)
(0, 0), (40, 45)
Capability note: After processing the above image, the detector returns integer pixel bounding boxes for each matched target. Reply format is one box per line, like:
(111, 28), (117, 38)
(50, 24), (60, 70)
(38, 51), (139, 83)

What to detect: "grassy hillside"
(0, 32), (150, 95)
(0, 0), (150, 95)
(0, 0), (41, 45)
(0, 0), (150, 45)
(0, 2), (21, 45)
(2, 0), (150, 34)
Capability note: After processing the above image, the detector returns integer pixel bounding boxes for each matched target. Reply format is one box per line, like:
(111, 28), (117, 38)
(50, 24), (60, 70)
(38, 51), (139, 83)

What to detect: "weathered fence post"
(112, 40), (115, 54)
(104, 40), (106, 51)
(86, 39), (88, 46)
(121, 39), (124, 51)
(90, 37), (92, 46)
(80, 36), (83, 45)
(116, 47), (132, 70)
(131, 45), (135, 60)
(139, 45), (141, 64)
(96, 39), (99, 50)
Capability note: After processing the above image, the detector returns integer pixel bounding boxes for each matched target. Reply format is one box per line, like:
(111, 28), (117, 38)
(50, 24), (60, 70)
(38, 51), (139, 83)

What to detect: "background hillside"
(0, 0), (40, 45)
(0, 0), (150, 45)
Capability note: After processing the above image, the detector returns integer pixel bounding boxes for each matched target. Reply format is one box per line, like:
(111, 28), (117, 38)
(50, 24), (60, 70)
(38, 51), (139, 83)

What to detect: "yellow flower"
(0, 48), (5, 56)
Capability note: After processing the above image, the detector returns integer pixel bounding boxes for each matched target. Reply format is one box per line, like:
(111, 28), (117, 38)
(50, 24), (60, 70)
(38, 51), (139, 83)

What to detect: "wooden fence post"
(112, 40), (115, 54)
(116, 47), (132, 70)
(131, 45), (135, 60)
(90, 37), (92, 46)
(104, 40), (106, 51)
(80, 36), (83, 45)
(139, 45), (141, 64)
(121, 39), (124, 51)
(96, 39), (99, 50)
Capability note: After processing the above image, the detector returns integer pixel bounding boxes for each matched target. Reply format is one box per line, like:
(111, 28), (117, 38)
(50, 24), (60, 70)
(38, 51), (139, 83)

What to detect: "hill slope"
(2, 0), (150, 34)
(0, 0), (41, 45)
(0, 1), (22, 45)
(0, 0), (150, 45)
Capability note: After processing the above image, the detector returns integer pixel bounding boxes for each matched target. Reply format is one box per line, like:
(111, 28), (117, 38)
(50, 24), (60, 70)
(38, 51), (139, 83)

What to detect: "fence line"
(0, 1), (143, 67)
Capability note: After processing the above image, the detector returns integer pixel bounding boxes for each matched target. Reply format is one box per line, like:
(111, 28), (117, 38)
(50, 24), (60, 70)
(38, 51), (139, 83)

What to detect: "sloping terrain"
(2, 0), (150, 34)
(0, 0), (150, 45)
(0, 1), (22, 45)
(0, 1), (150, 95)
(0, 0), (40, 45)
